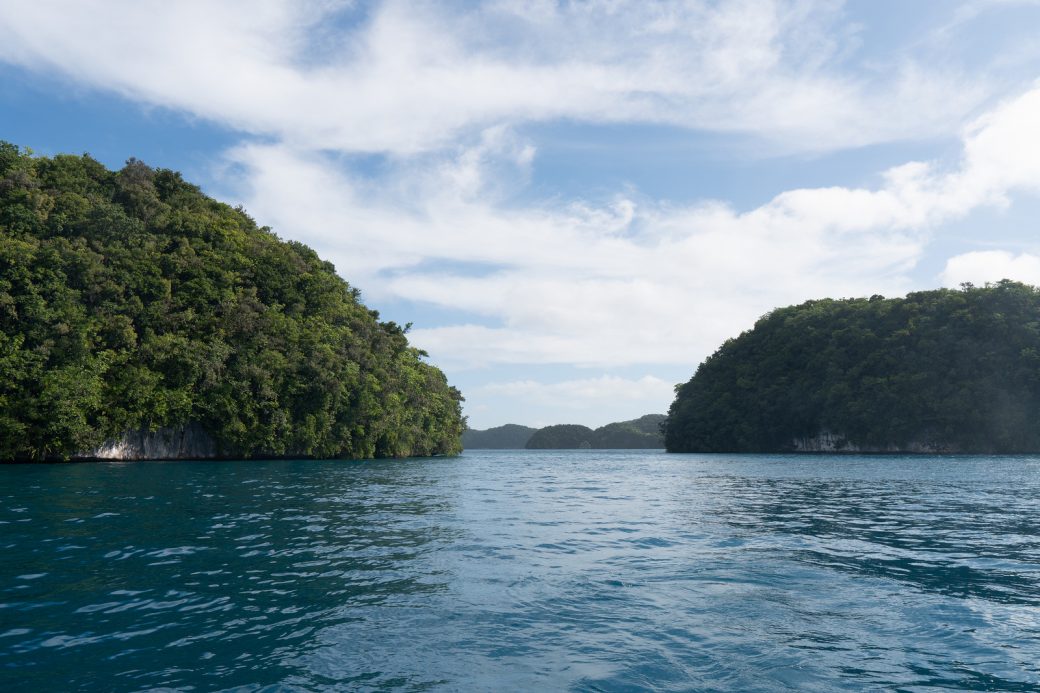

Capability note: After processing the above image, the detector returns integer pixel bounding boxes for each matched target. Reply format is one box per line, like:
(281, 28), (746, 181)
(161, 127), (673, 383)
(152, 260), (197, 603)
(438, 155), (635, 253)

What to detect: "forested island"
(664, 282), (1040, 453)
(464, 414), (665, 449)
(0, 143), (464, 461)
(462, 424), (538, 449)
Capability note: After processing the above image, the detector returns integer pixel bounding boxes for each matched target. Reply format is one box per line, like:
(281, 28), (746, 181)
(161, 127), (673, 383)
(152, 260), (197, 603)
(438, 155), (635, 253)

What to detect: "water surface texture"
(2, 451), (1039, 691)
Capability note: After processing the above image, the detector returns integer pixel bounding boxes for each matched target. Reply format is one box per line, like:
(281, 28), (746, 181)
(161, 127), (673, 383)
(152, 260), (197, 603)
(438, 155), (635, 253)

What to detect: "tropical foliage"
(462, 424), (538, 449)
(0, 143), (464, 460)
(522, 415), (665, 449)
(664, 282), (1040, 453)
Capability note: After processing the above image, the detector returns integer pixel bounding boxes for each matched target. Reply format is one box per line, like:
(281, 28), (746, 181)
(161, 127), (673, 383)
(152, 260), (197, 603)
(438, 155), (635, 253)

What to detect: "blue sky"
(3, 0), (1040, 429)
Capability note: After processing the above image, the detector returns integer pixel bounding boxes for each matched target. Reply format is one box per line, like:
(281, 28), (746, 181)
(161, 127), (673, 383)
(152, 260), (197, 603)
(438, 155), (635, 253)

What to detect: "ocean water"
(2, 450), (1039, 692)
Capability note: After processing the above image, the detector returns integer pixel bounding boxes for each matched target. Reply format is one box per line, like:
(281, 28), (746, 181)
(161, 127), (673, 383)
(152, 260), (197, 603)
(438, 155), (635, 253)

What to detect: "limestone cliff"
(791, 431), (955, 454)
(74, 423), (217, 461)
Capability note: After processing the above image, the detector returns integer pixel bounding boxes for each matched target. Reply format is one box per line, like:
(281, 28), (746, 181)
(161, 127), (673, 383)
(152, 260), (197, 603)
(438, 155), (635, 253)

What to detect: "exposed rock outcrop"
(791, 430), (955, 454)
(74, 423), (217, 461)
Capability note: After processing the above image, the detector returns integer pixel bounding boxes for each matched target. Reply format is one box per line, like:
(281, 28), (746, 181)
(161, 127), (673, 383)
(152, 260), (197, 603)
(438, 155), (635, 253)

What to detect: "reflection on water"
(2, 452), (1039, 691)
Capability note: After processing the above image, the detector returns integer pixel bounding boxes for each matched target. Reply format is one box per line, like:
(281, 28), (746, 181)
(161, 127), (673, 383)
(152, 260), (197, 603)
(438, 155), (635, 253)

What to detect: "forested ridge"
(463, 415), (666, 449)
(0, 143), (464, 461)
(462, 424), (538, 449)
(523, 415), (665, 449)
(665, 282), (1040, 453)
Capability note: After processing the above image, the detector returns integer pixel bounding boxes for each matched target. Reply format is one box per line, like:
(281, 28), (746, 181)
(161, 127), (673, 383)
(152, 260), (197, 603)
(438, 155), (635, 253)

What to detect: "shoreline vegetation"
(0, 143), (464, 462)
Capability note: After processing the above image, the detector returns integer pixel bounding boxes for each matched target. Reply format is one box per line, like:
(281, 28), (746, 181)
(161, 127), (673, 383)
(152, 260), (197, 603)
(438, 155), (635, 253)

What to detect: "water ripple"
(1, 452), (1039, 691)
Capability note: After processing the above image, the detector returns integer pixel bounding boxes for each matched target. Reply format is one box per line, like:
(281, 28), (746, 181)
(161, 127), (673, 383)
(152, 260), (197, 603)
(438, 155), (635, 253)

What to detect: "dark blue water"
(2, 451), (1039, 692)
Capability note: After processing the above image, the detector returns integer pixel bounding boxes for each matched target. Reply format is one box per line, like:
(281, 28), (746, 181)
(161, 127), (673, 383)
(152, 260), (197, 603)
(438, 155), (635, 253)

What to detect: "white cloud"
(225, 138), (924, 366)
(956, 86), (1040, 201)
(470, 375), (676, 426)
(477, 375), (675, 406)
(218, 85), (1040, 367)
(941, 251), (1040, 287)
(0, 0), (1008, 154)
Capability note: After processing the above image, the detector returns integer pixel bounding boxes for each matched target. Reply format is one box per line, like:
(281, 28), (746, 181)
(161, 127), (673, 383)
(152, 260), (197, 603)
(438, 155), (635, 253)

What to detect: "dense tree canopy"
(462, 424), (537, 449)
(523, 415), (665, 449)
(664, 282), (1040, 453)
(593, 414), (666, 448)
(525, 424), (596, 449)
(0, 143), (464, 461)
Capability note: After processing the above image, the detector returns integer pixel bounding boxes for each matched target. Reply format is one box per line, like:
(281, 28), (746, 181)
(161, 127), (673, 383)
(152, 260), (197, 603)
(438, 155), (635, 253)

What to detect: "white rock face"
(76, 423), (217, 460)
(792, 430), (954, 454)
(792, 431), (855, 452)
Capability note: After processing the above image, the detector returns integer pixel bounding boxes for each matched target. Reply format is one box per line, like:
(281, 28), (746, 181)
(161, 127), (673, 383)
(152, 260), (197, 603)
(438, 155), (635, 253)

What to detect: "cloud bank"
(227, 86), (1040, 367)
(0, 0), (1007, 153)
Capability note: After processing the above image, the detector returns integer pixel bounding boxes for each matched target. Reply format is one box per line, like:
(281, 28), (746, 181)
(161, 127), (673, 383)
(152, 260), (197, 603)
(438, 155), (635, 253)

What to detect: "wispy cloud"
(471, 374), (676, 427)
(0, 0), (1008, 154)
(224, 86), (1040, 367)
(942, 251), (1040, 286)
(477, 375), (674, 407)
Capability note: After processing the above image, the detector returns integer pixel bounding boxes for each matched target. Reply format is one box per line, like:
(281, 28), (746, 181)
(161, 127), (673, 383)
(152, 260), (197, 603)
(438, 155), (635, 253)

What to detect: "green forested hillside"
(521, 415), (665, 449)
(664, 282), (1040, 453)
(593, 414), (666, 448)
(0, 143), (464, 461)
(525, 424), (596, 449)
(462, 424), (537, 449)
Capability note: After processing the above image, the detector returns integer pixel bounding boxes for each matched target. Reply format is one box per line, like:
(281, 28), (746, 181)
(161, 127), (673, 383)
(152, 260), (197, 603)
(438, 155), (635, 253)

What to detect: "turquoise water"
(2, 450), (1039, 691)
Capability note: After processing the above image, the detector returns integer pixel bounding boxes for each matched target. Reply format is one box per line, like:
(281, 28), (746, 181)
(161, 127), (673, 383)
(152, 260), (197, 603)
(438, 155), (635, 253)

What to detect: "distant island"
(465, 414), (665, 449)
(0, 143), (464, 461)
(664, 282), (1040, 454)
(462, 424), (539, 449)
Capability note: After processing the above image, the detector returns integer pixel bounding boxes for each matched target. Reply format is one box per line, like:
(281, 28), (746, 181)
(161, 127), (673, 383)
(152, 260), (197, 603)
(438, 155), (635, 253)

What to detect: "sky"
(2, 0), (1040, 429)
